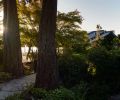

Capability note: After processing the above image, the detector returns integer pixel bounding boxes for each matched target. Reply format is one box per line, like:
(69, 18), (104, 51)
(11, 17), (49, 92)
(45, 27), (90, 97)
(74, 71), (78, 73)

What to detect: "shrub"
(88, 47), (120, 94)
(58, 53), (89, 87)
(5, 93), (23, 100)
(30, 88), (48, 99)
(49, 87), (75, 100)
(87, 47), (118, 81)
(85, 83), (110, 100)
(87, 47), (109, 80)
(71, 81), (88, 100)
(30, 87), (75, 100)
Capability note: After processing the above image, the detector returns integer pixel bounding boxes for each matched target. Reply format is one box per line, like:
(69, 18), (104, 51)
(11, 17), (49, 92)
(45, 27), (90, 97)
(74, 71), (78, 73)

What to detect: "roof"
(88, 30), (116, 42)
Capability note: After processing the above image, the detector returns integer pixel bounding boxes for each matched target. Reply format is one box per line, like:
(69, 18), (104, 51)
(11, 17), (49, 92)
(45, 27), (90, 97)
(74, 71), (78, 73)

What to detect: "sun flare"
(0, 10), (3, 34)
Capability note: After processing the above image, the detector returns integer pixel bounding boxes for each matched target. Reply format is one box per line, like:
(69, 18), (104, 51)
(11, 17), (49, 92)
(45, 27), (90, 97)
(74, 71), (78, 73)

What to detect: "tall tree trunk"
(3, 0), (24, 77)
(35, 0), (59, 89)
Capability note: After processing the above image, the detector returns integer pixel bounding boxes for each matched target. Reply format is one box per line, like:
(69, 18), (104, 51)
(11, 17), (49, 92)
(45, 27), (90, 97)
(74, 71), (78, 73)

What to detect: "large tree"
(3, 0), (23, 77)
(18, 1), (40, 61)
(35, 0), (59, 89)
(56, 10), (89, 54)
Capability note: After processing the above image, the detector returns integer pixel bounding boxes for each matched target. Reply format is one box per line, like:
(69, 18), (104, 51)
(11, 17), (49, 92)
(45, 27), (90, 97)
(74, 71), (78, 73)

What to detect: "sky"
(58, 0), (120, 35)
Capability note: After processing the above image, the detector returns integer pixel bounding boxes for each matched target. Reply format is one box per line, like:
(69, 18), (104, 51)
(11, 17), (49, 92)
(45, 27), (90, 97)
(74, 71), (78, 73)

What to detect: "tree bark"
(3, 0), (24, 77)
(35, 0), (59, 89)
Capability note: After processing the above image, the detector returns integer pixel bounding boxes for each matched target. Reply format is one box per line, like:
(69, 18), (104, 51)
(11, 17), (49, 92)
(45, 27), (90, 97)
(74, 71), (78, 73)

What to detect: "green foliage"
(29, 87), (75, 100)
(100, 33), (116, 50)
(56, 11), (89, 54)
(86, 83), (110, 100)
(71, 81), (88, 100)
(72, 31), (90, 53)
(6, 87), (73, 100)
(18, 1), (40, 47)
(18, 5), (89, 55)
(58, 54), (89, 87)
(0, 72), (12, 83)
(88, 47), (120, 94)
(30, 88), (48, 99)
(5, 93), (23, 100)
(48, 87), (75, 100)
(88, 47), (109, 78)
(57, 10), (82, 24)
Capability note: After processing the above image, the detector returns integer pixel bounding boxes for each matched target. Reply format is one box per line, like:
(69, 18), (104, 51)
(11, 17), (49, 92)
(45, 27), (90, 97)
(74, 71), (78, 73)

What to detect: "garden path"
(0, 74), (35, 100)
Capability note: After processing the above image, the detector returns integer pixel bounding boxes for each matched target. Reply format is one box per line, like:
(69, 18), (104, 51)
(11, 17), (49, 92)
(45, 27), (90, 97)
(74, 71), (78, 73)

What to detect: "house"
(88, 30), (116, 43)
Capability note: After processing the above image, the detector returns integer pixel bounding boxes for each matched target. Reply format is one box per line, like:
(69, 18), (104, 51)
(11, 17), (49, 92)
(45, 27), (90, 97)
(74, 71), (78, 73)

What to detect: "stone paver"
(0, 74), (36, 100)
(110, 95), (120, 100)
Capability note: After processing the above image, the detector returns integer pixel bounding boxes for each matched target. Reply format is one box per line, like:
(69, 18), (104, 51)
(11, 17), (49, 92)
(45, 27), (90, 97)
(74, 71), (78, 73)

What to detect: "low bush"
(85, 83), (110, 100)
(30, 88), (48, 99)
(71, 81), (88, 100)
(5, 93), (23, 100)
(6, 87), (76, 100)
(88, 47), (120, 94)
(30, 87), (75, 100)
(58, 54), (89, 87)
(48, 87), (75, 100)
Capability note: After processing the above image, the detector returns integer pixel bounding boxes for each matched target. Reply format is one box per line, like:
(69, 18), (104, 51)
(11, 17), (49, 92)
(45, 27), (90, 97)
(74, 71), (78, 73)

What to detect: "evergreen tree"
(3, 0), (23, 77)
(35, 0), (59, 89)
